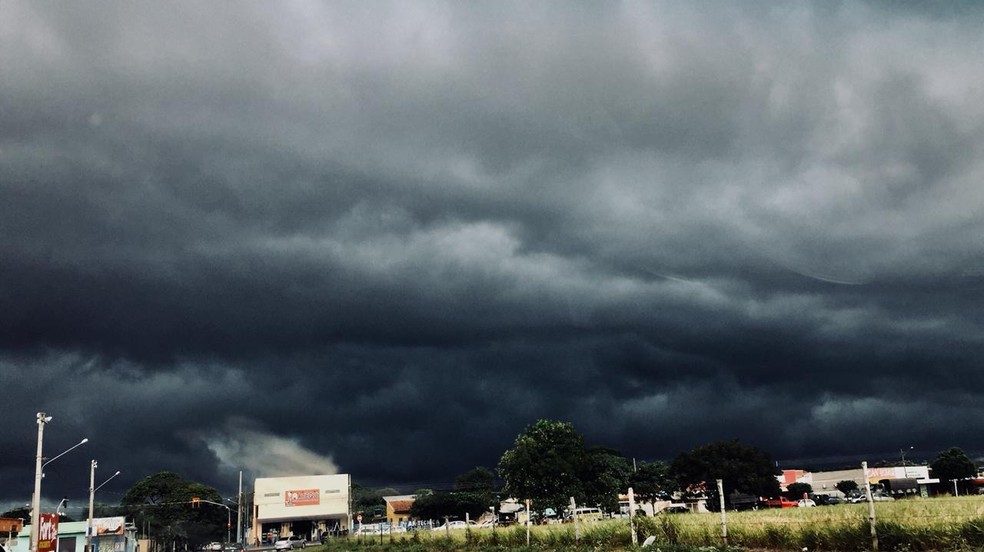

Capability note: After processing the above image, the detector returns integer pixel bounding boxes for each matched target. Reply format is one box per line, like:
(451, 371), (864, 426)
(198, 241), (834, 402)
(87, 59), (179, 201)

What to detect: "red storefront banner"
(284, 489), (320, 507)
(38, 513), (58, 552)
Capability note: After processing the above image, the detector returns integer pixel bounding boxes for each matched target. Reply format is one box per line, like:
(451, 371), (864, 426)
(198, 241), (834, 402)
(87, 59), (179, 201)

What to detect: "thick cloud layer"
(3, 1), (984, 512)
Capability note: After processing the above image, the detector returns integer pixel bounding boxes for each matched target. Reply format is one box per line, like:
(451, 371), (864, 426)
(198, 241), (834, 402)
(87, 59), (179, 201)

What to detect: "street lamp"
(87, 460), (121, 552)
(30, 413), (87, 552)
(900, 446), (913, 466)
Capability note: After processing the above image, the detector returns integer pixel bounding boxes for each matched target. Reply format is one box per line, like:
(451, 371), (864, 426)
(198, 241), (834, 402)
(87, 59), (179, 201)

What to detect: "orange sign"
(284, 489), (320, 507)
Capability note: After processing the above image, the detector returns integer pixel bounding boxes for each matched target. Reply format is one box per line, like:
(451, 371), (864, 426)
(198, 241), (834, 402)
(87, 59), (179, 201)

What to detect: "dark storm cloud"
(3, 0), (984, 507)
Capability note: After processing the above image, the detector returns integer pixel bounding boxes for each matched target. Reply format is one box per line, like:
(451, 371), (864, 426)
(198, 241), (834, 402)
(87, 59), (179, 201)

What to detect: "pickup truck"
(762, 497), (797, 508)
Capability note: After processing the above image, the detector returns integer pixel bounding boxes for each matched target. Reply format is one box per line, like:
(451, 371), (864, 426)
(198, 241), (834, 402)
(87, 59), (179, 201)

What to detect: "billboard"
(37, 514), (58, 552)
(285, 490), (320, 507)
(91, 517), (126, 536)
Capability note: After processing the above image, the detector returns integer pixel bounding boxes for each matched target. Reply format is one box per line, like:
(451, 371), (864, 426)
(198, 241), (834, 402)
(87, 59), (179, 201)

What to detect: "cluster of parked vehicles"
(728, 490), (895, 510)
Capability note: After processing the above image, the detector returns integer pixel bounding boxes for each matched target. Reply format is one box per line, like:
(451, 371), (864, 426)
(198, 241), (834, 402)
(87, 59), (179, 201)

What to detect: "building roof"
(387, 500), (414, 514)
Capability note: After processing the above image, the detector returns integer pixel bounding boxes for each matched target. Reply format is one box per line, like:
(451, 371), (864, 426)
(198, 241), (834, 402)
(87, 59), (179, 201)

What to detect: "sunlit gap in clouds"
(200, 417), (338, 477)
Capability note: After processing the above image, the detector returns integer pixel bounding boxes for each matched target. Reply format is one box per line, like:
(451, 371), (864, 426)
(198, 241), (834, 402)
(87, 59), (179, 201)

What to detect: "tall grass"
(320, 496), (984, 551)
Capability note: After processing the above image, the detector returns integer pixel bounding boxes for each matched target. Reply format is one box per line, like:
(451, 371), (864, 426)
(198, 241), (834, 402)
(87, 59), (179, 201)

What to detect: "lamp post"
(88, 460), (121, 552)
(30, 412), (51, 552)
(30, 413), (87, 552)
(900, 446), (913, 466)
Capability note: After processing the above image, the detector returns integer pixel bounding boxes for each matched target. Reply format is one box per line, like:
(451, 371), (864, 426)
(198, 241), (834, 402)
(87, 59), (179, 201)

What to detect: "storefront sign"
(284, 489), (320, 507)
(37, 514), (58, 552)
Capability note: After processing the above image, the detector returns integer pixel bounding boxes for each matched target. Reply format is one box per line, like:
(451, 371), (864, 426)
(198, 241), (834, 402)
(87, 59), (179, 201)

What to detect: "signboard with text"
(284, 489), (320, 507)
(37, 513), (58, 552)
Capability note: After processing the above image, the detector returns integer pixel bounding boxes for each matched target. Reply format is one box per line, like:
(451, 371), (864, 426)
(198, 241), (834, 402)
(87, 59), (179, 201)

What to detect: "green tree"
(409, 491), (489, 522)
(630, 461), (677, 505)
(1, 506), (31, 520)
(835, 480), (858, 495)
(449, 466), (497, 516)
(121, 471), (226, 548)
(786, 482), (812, 498)
(670, 439), (781, 510)
(582, 447), (633, 513)
(930, 447), (977, 495)
(453, 467), (496, 494)
(351, 484), (396, 522)
(497, 419), (590, 514)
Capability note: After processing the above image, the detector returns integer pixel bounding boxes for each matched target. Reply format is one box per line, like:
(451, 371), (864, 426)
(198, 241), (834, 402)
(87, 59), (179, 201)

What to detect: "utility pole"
(717, 479), (727, 546)
(31, 413), (51, 552)
(236, 472), (243, 545)
(863, 461), (878, 552)
(87, 460), (96, 552)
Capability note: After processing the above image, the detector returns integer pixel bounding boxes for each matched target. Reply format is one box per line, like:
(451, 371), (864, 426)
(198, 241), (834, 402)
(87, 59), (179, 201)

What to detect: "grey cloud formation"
(3, 0), (984, 510)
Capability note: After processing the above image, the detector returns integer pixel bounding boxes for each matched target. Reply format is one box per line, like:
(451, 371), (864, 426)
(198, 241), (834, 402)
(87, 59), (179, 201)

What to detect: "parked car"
(432, 521), (475, 531)
(273, 535), (306, 550)
(223, 543), (244, 552)
(763, 497), (797, 508)
(847, 493), (895, 503)
(797, 498), (816, 507)
(207, 543), (223, 551)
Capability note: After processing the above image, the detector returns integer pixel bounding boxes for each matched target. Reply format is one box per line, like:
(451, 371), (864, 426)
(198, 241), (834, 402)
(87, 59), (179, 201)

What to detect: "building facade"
(13, 518), (137, 552)
(251, 474), (351, 544)
(381, 496), (415, 526)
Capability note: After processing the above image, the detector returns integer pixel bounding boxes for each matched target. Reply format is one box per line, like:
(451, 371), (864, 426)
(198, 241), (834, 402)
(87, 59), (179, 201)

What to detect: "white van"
(571, 507), (603, 522)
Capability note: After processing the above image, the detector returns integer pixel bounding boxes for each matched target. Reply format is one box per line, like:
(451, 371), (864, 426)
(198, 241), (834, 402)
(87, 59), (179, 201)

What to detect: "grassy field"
(319, 496), (984, 551)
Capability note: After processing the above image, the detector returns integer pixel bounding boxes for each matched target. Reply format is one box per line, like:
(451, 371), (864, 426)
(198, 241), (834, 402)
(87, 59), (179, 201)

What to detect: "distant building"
(1, 518), (25, 550)
(779, 466), (938, 497)
(382, 495), (415, 526)
(251, 474), (351, 544)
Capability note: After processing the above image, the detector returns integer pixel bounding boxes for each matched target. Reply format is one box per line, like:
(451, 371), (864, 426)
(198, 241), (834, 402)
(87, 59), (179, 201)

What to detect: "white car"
(432, 521), (475, 531)
(273, 535), (305, 550)
(797, 499), (816, 507)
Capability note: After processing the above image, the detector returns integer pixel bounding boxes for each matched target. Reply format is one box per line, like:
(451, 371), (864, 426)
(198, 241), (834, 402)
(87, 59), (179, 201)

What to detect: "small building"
(382, 496), (415, 526)
(1, 518), (25, 550)
(252, 474), (351, 544)
(13, 517), (137, 552)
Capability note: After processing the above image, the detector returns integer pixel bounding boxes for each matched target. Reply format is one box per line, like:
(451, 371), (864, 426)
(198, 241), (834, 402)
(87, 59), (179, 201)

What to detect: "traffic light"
(192, 497), (201, 508)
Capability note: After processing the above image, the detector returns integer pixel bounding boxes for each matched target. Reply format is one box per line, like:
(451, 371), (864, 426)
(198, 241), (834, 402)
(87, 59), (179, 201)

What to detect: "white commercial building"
(251, 475), (351, 544)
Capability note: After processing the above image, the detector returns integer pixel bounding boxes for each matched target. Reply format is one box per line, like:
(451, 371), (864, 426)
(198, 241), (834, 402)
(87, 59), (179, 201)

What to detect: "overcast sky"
(3, 0), (984, 515)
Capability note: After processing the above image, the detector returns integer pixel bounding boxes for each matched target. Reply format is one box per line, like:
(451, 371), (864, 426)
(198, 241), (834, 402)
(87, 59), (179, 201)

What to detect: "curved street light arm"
(94, 471), (121, 493)
(42, 438), (89, 471)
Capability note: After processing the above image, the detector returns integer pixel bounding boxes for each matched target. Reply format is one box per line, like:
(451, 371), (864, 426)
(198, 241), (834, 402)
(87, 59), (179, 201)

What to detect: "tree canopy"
(930, 447), (977, 493)
(121, 471), (227, 547)
(670, 439), (781, 503)
(835, 480), (858, 495)
(786, 482), (812, 498)
(581, 447), (633, 512)
(351, 484), (397, 522)
(453, 467), (496, 494)
(630, 460), (677, 504)
(498, 419), (591, 513)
